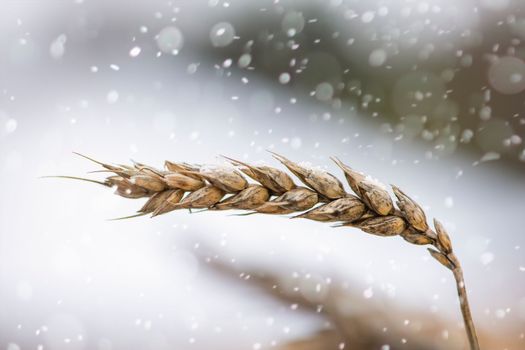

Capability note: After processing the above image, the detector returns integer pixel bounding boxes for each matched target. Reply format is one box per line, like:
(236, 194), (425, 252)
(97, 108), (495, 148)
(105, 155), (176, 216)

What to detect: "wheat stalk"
(62, 151), (480, 350)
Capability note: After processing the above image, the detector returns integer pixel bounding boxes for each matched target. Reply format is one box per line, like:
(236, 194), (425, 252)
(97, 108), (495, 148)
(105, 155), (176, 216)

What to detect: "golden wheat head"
(58, 151), (481, 350)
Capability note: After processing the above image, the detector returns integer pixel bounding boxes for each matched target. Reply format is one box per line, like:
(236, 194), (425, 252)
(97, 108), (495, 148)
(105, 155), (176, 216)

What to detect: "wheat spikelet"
(64, 152), (481, 350)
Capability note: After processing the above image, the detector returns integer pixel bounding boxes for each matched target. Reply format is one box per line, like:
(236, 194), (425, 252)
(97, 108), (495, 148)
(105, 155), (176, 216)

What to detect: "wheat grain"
(66, 151), (481, 350)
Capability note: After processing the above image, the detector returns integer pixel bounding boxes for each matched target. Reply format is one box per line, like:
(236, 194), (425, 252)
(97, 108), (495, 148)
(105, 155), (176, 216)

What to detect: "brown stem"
(451, 257), (480, 350)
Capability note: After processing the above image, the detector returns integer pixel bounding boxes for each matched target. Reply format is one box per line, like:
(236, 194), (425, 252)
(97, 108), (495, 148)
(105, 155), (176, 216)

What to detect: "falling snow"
(129, 46), (141, 57)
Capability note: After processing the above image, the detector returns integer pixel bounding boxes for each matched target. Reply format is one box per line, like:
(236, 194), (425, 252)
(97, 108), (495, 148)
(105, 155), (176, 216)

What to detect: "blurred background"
(0, 0), (524, 349)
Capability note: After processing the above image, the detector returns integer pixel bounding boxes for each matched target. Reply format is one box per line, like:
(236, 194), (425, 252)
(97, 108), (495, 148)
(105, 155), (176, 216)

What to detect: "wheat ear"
(67, 152), (480, 350)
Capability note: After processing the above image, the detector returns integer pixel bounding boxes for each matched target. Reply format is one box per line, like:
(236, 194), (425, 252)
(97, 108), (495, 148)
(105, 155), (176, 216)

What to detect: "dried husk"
(271, 152), (345, 199)
(172, 186), (224, 209)
(401, 227), (434, 245)
(255, 187), (318, 214)
(434, 219), (453, 254)
(392, 185), (428, 232)
(164, 172), (205, 191)
(164, 161), (200, 174)
(151, 189), (185, 216)
(294, 196), (366, 222)
(350, 216), (406, 236)
(223, 156), (296, 195)
(109, 164), (139, 178)
(133, 163), (167, 177)
(139, 190), (177, 213)
(130, 174), (166, 192)
(106, 176), (150, 198)
(359, 181), (394, 216)
(331, 157), (392, 215)
(194, 168), (248, 193)
(330, 156), (366, 195)
(214, 185), (270, 210)
(428, 248), (455, 270)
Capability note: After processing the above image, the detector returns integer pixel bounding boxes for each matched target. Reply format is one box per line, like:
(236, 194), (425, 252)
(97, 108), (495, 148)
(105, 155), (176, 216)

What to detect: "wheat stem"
(66, 152), (480, 349)
(452, 259), (480, 350)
